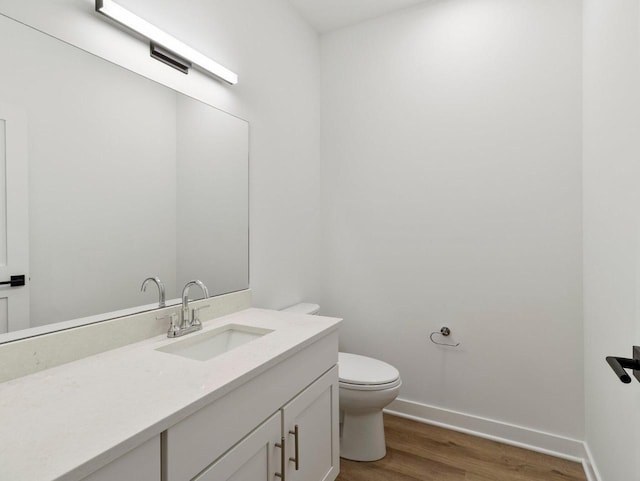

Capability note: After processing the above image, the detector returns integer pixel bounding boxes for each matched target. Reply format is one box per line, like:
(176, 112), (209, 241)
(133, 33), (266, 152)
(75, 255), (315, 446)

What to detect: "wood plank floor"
(337, 414), (587, 481)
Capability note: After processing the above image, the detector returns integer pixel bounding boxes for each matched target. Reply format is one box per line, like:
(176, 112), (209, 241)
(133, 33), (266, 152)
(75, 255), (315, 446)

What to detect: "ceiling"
(287, 0), (430, 34)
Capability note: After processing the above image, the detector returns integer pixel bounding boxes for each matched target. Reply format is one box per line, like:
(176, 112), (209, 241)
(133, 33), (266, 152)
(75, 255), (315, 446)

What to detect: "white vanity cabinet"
(163, 331), (339, 481)
(193, 367), (339, 481)
(0, 309), (341, 481)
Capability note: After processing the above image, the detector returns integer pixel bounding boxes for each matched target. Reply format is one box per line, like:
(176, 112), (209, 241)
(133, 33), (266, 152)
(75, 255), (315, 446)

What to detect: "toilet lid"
(338, 352), (400, 386)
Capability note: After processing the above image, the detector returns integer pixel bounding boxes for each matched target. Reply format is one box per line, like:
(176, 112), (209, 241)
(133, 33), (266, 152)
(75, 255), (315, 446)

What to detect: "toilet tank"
(282, 303), (320, 315)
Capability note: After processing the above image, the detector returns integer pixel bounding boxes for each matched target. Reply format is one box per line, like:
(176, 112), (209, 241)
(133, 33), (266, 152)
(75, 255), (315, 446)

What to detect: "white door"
(281, 366), (340, 481)
(193, 412), (283, 481)
(0, 104), (29, 334)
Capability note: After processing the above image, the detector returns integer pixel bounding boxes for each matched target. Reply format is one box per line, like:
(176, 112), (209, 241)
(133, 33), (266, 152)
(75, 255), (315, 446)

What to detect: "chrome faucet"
(182, 279), (209, 326)
(141, 277), (166, 308)
(161, 280), (210, 338)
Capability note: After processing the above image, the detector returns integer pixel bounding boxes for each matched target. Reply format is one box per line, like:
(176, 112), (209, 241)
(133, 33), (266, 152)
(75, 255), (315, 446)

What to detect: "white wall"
(320, 0), (584, 439)
(583, 0), (640, 479)
(0, 0), (322, 311)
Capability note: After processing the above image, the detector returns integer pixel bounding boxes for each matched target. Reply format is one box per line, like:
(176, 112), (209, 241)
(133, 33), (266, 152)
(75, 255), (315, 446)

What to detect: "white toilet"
(282, 303), (402, 462)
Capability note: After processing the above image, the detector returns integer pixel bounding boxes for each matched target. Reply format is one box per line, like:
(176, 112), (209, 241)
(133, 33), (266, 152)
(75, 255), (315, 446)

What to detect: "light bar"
(95, 0), (238, 85)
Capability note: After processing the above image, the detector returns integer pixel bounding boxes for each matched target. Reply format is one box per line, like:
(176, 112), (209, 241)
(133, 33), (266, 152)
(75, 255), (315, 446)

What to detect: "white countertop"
(0, 308), (341, 481)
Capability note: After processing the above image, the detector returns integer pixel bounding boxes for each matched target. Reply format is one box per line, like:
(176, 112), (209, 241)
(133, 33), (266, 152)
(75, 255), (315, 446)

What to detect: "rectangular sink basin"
(156, 324), (273, 361)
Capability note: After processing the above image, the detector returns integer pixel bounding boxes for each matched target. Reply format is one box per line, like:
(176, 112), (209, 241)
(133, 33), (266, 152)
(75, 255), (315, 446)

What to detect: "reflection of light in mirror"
(95, 0), (238, 85)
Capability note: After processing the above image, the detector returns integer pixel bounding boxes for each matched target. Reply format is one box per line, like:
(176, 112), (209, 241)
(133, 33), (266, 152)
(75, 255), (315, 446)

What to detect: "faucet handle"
(191, 305), (211, 327)
(157, 312), (180, 336)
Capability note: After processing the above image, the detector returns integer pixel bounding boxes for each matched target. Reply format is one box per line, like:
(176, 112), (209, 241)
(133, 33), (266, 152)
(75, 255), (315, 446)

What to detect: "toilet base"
(340, 409), (386, 461)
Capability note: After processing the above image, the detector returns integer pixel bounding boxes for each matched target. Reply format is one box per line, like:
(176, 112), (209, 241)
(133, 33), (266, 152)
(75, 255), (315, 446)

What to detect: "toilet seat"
(339, 377), (402, 391)
(338, 353), (401, 391)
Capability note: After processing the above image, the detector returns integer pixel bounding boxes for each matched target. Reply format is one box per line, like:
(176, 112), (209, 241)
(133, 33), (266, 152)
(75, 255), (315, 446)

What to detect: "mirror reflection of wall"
(0, 14), (249, 335)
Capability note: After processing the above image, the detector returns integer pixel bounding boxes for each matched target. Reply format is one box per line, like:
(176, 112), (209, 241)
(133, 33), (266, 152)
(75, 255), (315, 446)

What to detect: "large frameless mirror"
(0, 13), (249, 342)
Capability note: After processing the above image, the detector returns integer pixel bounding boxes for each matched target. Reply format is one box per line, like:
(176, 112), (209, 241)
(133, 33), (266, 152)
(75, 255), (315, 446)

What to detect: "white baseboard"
(582, 442), (603, 481)
(385, 398), (600, 480)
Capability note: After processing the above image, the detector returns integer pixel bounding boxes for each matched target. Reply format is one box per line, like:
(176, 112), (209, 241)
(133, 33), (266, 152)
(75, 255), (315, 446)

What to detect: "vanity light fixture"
(95, 0), (238, 85)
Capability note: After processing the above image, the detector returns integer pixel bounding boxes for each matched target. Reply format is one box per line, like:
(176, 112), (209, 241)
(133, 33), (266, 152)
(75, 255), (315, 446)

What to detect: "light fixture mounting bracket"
(150, 43), (191, 75)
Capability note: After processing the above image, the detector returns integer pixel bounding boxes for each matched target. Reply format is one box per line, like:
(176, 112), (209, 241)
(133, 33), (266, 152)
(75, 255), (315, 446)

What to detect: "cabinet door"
(281, 366), (339, 481)
(194, 412), (283, 481)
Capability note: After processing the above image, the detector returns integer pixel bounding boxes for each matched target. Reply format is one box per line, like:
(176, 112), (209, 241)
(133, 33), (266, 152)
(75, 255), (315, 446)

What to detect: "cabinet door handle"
(289, 424), (300, 470)
(275, 436), (286, 481)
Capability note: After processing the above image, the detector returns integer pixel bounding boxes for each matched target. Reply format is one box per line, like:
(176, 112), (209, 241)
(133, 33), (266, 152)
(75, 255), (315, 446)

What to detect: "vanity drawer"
(163, 331), (338, 481)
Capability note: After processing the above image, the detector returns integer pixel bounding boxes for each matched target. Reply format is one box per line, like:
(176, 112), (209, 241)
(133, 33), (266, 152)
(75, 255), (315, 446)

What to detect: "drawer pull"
(289, 425), (299, 470)
(275, 437), (286, 481)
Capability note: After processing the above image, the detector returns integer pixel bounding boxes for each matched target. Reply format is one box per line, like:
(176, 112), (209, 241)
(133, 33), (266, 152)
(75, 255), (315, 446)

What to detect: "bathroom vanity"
(0, 7), (339, 481)
(0, 308), (340, 481)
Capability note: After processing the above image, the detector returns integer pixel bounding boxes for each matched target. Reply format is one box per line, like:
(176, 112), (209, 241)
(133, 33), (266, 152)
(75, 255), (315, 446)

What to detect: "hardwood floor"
(336, 414), (587, 481)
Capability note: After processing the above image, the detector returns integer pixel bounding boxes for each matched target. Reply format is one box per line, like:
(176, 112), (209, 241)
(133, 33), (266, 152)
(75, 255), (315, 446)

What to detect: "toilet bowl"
(338, 352), (401, 461)
(282, 303), (401, 462)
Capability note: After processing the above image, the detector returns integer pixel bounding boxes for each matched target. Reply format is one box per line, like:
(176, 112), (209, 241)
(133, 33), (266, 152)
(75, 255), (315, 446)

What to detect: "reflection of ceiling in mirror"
(287, 0), (429, 33)
(0, 14), (249, 340)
